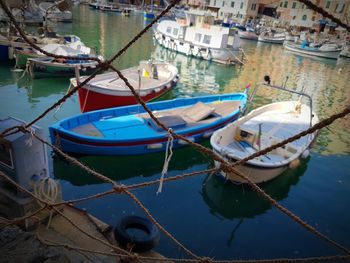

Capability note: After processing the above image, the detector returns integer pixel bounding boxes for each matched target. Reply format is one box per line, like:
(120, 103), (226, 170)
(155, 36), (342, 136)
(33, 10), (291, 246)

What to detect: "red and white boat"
(71, 61), (179, 112)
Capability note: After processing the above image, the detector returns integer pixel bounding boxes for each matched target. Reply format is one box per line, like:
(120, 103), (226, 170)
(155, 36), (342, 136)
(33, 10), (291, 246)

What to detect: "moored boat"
(153, 10), (243, 64)
(72, 60), (179, 112)
(49, 92), (247, 155)
(258, 31), (285, 44)
(238, 29), (258, 41)
(14, 42), (93, 68)
(210, 81), (318, 184)
(283, 41), (341, 59)
(27, 56), (100, 78)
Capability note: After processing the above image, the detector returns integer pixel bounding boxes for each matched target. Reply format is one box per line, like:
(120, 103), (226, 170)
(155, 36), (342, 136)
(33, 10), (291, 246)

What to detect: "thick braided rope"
(297, 0), (350, 32)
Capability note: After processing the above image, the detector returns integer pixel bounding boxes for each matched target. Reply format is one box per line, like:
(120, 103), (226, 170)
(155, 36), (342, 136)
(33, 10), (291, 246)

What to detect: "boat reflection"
(150, 45), (240, 97)
(53, 142), (210, 186)
(17, 77), (70, 103)
(201, 158), (309, 219)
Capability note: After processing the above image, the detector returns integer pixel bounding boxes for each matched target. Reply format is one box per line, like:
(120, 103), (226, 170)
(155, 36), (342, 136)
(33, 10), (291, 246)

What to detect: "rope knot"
(200, 257), (212, 262)
(98, 61), (110, 71)
(113, 184), (126, 194)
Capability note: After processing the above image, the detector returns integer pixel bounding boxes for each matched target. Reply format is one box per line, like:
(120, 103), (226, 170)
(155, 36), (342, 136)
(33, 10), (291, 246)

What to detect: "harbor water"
(0, 5), (350, 260)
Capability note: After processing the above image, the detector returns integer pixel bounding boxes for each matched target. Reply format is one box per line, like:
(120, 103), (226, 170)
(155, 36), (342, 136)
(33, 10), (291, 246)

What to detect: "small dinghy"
(284, 42), (341, 59)
(258, 31), (285, 44)
(27, 55), (100, 78)
(72, 60), (179, 112)
(49, 92), (247, 155)
(210, 78), (318, 183)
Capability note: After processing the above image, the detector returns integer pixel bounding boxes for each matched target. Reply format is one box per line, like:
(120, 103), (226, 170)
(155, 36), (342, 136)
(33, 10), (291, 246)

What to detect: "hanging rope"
(157, 129), (174, 194)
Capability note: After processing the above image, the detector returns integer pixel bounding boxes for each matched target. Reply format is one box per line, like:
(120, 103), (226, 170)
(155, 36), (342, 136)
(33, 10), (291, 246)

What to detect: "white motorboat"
(39, 2), (73, 22)
(258, 31), (285, 44)
(153, 9), (243, 65)
(284, 41), (342, 60)
(210, 80), (319, 184)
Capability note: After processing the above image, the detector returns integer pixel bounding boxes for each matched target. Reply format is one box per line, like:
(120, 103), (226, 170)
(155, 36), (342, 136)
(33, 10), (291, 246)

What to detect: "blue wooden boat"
(49, 93), (247, 155)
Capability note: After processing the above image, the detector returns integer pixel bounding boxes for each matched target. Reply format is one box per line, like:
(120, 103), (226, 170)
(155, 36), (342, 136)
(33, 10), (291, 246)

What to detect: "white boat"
(39, 2), (73, 22)
(0, 32), (84, 61)
(153, 10), (243, 65)
(238, 27), (258, 41)
(210, 81), (319, 184)
(340, 44), (350, 58)
(284, 41), (341, 60)
(15, 42), (94, 68)
(258, 31), (285, 44)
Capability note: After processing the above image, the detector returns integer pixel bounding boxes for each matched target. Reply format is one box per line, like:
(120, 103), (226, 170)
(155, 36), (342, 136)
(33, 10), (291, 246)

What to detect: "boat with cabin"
(153, 9), (243, 64)
(71, 60), (178, 112)
(49, 92), (247, 155)
(283, 41), (342, 59)
(210, 78), (318, 184)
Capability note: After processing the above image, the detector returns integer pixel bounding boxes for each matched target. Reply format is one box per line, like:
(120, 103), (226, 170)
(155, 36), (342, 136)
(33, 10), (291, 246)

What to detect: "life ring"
(114, 216), (160, 252)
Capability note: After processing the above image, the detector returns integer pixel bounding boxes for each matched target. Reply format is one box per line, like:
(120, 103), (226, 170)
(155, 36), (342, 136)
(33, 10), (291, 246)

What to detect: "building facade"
(207, 0), (260, 22)
(277, 0), (350, 28)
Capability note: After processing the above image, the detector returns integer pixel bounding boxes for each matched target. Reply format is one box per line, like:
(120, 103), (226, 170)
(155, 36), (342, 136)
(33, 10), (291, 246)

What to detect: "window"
(336, 3), (344, 13)
(301, 4), (304, 9)
(214, 0), (216, 6)
(166, 27), (171, 33)
(220, 11), (223, 16)
(173, 28), (178, 36)
(251, 3), (256, 10)
(203, 35), (211, 44)
(231, 1), (234, 8)
(195, 33), (202, 42)
(283, 1), (288, 8)
(325, 1), (330, 8)
(0, 143), (13, 169)
(302, 14), (307, 21)
(240, 2), (243, 9)
(280, 1), (283, 7)
(292, 2), (297, 9)
(292, 16), (296, 20)
(222, 1), (225, 7)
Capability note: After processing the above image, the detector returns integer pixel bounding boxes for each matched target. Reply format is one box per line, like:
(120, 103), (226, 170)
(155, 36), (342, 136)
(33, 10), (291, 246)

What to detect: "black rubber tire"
(114, 216), (160, 252)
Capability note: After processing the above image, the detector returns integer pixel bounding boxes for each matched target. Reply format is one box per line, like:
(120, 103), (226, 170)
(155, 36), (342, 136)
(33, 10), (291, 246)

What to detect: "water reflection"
(53, 143), (210, 186)
(151, 45), (241, 97)
(201, 158), (309, 219)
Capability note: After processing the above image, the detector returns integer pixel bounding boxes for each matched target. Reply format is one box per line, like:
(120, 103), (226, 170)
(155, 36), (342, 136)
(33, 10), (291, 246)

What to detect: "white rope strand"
(157, 129), (174, 194)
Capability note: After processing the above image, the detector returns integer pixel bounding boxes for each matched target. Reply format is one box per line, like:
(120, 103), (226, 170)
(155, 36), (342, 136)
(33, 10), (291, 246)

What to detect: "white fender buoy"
(301, 149), (310, 159)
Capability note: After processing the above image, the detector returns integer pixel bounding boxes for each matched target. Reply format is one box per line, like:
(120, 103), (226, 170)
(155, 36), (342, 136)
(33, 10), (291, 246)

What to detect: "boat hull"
(238, 31), (258, 41)
(77, 80), (176, 112)
(213, 157), (288, 184)
(29, 59), (98, 78)
(258, 36), (285, 44)
(284, 42), (341, 59)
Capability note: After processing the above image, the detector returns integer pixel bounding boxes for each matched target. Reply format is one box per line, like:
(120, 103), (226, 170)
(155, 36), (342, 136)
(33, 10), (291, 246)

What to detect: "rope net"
(0, 0), (349, 261)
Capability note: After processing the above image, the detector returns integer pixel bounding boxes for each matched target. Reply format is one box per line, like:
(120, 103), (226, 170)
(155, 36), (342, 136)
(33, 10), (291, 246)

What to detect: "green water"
(1, 5), (350, 260)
